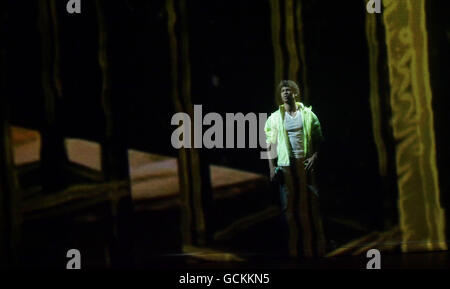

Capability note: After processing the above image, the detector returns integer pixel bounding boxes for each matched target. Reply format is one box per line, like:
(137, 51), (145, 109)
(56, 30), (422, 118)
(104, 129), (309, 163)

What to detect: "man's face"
(281, 86), (295, 103)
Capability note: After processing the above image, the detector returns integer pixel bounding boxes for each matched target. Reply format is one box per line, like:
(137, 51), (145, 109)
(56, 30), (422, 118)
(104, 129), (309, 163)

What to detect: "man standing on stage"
(264, 80), (326, 258)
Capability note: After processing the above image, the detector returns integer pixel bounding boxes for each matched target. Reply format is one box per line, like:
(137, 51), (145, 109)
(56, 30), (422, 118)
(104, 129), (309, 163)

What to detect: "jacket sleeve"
(264, 113), (277, 145)
(310, 111), (324, 148)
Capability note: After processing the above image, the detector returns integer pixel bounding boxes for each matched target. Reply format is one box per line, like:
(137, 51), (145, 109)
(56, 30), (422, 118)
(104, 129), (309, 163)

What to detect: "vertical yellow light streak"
(382, 0), (446, 252)
(167, 0), (208, 246)
(285, 0), (299, 84)
(178, 0), (207, 243)
(295, 0), (309, 104)
(407, 0), (446, 252)
(270, 0), (283, 105)
(365, 12), (388, 176)
(166, 0), (193, 245)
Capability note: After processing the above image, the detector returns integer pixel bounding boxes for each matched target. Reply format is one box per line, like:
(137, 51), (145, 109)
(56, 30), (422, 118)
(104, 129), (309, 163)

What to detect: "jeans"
(277, 158), (325, 258)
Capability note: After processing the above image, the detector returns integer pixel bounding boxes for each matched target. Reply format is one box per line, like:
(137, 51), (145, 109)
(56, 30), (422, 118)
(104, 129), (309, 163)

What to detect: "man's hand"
(304, 152), (318, 172)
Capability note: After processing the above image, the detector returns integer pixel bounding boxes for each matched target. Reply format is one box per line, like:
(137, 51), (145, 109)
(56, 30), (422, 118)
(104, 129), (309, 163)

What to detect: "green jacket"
(264, 102), (323, 166)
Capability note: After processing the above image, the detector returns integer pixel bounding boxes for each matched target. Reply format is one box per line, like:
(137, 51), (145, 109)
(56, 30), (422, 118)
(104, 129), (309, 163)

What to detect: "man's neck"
(284, 101), (297, 113)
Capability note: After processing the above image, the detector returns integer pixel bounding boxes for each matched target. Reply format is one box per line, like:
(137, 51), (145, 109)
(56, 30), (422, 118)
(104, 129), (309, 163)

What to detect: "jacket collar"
(279, 102), (304, 116)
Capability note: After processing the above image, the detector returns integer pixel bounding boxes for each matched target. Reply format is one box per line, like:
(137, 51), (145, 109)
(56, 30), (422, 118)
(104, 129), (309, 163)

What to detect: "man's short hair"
(278, 80), (300, 96)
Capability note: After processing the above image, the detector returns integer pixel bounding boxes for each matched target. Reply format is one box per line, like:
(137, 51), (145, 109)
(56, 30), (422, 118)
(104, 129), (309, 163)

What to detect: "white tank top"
(284, 110), (304, 159)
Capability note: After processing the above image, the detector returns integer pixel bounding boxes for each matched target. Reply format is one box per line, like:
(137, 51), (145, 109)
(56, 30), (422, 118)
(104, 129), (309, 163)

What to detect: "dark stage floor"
(11, 127), (448, 270)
